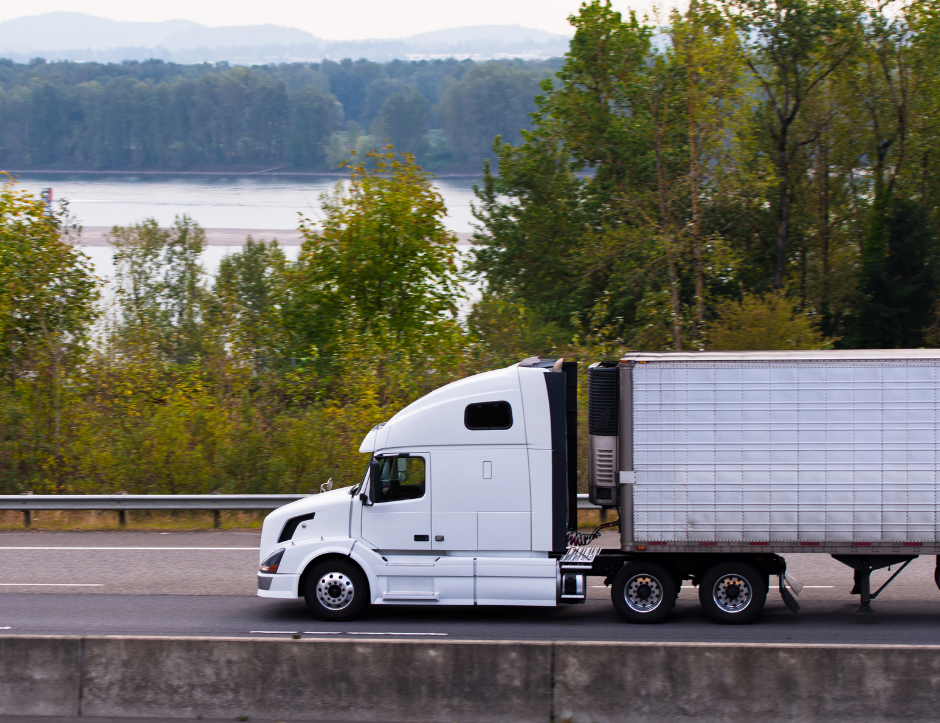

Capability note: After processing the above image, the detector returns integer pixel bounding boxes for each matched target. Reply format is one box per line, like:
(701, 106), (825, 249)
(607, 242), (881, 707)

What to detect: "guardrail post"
(117, 491), (127, 526)
(19, 491), (33, 527)
(212, 490), (221, 528)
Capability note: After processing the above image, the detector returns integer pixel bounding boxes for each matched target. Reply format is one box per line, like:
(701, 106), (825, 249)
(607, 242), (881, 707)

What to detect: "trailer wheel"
(611, 561), (678, 624)
(303, 559), (368, 621)
(935, 558), (940, 593)
(699, 562), (767, 625)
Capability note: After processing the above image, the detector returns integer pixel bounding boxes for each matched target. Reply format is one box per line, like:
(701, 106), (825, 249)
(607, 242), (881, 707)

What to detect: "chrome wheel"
(624, 573), (664, 613)
(316, 571), (355, 611)
(712, 573), (753, 613)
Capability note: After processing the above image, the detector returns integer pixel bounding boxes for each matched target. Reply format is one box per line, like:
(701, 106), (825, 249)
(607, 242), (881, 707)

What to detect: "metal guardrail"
(0, 492), (602, 527)
(0, 493), (309, 527)
(0, 494), (308, 511)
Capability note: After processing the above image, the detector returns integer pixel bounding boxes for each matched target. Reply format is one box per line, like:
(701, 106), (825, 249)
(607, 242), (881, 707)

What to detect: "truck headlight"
(259, 549), (284, 573)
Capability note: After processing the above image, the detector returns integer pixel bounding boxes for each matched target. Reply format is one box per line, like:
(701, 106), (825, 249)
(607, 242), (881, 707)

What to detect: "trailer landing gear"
(832, 555), (916, 614)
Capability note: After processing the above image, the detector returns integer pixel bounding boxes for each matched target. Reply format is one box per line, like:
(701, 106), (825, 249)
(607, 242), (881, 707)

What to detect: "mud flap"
(778, 574), (800, 614)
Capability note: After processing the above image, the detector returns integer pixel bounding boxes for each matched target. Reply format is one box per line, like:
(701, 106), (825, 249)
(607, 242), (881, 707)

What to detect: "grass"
(577, 508), (618, 530)
(0, 509), (267, 531)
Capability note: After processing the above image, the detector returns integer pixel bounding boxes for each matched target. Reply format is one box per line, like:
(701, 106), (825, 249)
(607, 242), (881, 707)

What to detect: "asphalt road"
(2, 530), (940, 643)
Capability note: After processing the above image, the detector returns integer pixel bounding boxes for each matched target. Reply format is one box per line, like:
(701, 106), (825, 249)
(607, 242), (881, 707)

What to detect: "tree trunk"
(688, 86), (706, 341)
(655, 134), (682, 350)
(817, 139), (831, 329)
(773, 126), (790, 291)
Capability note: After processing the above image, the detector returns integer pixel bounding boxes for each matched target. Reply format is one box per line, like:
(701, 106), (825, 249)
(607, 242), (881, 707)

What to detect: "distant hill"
(0, 13), (570, 63)
(404, 25), (565, 46)
(0, 13), (200, 52)
(160, 25), (318, 51)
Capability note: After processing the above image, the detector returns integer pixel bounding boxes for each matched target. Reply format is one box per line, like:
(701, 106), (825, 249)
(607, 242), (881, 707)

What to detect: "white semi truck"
(257, 351), (940, 624)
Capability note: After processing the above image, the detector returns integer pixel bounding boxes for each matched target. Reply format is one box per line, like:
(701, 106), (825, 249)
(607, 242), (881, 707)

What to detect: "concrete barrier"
(3, 635), (940, 722)
(554, 641), (940, 722)
(80, 637), (552, 722)
(0, 636), (81, 716)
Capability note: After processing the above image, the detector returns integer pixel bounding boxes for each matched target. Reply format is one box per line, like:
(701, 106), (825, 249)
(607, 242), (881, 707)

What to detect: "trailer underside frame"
(583, 547), (935, 615)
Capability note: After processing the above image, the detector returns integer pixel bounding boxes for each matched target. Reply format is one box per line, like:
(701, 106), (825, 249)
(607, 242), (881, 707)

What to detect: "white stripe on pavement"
(0, 547), (255, 551)
(0, 583), (104, 587)
(346, 632), (447, 636)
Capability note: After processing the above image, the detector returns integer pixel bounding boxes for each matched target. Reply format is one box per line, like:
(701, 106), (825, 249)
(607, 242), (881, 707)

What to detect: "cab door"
(361, 454), (431, 551)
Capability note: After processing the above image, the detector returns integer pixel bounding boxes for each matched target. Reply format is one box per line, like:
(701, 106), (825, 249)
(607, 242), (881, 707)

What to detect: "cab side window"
(375, 456), (425, 502)
(465, 401), (513, 430)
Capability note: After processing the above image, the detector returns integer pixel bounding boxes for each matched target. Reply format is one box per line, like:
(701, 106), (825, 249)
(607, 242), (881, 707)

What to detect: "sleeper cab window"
(465, 401), (513, 430)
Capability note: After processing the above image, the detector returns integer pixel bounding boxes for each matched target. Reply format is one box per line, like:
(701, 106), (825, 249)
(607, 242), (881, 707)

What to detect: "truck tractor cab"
(256, 357), (582, 620)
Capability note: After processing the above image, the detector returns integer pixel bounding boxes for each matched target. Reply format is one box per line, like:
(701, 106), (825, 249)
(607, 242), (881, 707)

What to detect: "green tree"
(708, 292), (831, 349)
(289, 86), (342, 168)
(841, 2), (939, 346)
(210, 237), (288, 363)
(847, 198), (940, 347)
(0, 176), (98, 489)
(471, 136), (590, 330)
(110, 216), (209, 363)
(370, 88), (431, 157)
(670, 1), (746, 338)
(474, 1), (696, 349)
(0, 176), (98, 378)
(729, 0), (862, 290)
(436, 62), (550, 169)
(285, 148), (463, 358)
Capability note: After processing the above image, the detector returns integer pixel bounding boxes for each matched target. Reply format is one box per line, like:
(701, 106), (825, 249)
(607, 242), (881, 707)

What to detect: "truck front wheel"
(699, 562), (767, 625)
(303, 559), (369, 621)
(611, 561), (678, 624)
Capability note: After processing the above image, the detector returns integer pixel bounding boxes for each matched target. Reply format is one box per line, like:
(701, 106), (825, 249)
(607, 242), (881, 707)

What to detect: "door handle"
(414, 535), (429, 542)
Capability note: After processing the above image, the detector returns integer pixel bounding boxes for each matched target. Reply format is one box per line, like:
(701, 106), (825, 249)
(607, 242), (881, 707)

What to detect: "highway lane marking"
(0, 626), (10, 629)
(0, 547), (256, 551)
(0, 583), (104, 587)
(250, 631), (448, 636)
(346, 632), (448, 636)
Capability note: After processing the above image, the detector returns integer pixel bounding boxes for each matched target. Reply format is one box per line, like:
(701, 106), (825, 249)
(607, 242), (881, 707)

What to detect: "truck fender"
(292, 541), (356, 597)
(348, 542), (383, 603)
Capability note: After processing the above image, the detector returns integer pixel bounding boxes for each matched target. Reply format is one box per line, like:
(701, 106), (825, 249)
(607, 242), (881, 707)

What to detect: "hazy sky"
(0, 0), (665, 40)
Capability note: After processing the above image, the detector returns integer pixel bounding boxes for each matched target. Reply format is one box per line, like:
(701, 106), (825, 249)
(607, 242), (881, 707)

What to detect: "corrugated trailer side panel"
(632, 360), (940, 543)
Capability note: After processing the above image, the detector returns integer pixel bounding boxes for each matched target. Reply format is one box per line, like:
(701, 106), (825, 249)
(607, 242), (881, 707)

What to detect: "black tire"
(611, 561), (678, 624)
(934, 558), (940, 593)
(303, 559), (369, 621)
(699, 562), (767, 625)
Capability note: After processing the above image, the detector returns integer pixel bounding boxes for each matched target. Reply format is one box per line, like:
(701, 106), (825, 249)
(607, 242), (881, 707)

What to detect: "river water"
(11, 172), (480, 232)
(10, 172), (482, 282)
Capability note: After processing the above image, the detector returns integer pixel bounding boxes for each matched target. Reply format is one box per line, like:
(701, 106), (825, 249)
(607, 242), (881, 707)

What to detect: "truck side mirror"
(368, 458), (382, 504)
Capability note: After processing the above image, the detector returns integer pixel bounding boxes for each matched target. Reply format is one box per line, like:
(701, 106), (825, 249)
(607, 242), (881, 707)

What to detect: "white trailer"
(257, 351), (940, 624)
